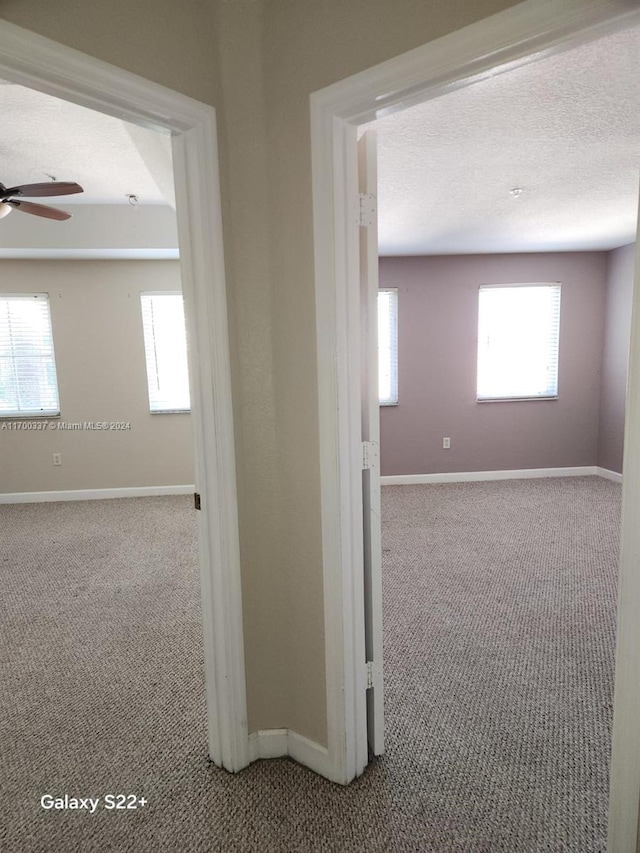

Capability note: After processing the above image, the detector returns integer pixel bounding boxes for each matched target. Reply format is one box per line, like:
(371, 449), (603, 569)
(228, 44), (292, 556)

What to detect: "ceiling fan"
(0, 181), (84, 221)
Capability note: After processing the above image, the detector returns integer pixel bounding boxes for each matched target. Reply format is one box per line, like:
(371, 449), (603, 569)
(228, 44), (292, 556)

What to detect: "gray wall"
(0, 260), (194, 493)
(598, 243), (636, 474)
(379, 252), (608, 476)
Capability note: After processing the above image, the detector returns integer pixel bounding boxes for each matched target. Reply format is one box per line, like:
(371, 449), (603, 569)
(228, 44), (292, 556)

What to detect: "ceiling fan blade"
(1, 181), (83, 198)
(8, 200), (72, 221)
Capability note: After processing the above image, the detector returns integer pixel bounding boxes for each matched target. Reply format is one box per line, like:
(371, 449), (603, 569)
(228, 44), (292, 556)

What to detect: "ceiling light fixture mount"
(127, 194), (140, 206)
(510, 187), (524, 198)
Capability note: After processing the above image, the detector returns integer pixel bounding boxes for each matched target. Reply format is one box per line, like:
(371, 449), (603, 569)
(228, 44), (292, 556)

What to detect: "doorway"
(311, 1), (640, 849)
(0, 19), (249, 772)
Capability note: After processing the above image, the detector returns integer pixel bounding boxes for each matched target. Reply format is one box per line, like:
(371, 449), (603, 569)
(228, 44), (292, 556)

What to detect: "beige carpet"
(0, 477), (619, 851)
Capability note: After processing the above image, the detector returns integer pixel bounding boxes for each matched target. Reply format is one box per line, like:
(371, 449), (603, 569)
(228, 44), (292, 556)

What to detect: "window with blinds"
(140, 292), (191, 413)
(378, 288), (398, 406)
(477, 283), (561, 401)
(0, 294), (60, 417)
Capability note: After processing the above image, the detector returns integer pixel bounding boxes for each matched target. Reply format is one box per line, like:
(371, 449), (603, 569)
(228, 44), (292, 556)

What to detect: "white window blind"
(140, 292), (191, 413)
(477, 283), (561, 401)
(378, 288), (398, 406)
(0, 294), (60, 417)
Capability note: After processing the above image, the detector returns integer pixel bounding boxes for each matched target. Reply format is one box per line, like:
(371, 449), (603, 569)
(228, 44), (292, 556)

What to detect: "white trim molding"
(596, 467), (623, 484)
(1, 467), (618, 505)
(249, 729), (289, 761)
(310, 0), (640, 828)
(249, 729), (330, 778)
(381, 467), (598, 485)
(0, 485), (196, 504)
(0, 21), (249, 774)
(608, 212), (640, 853)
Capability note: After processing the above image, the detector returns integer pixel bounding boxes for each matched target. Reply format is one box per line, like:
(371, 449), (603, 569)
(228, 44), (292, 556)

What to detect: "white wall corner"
(596, 467), (623, 483)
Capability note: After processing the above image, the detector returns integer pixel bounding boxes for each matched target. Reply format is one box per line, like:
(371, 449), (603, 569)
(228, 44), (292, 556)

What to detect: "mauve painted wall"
(597, 243), (636, 474)
(379, 253), (608, 476)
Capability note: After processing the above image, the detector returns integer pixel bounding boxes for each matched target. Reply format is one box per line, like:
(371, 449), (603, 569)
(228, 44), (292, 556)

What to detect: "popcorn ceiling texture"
(1, 21), (637, 253)
(371, 24), (640, 255)
(1, 479), (618, 851)
(0, 84), (171, 206)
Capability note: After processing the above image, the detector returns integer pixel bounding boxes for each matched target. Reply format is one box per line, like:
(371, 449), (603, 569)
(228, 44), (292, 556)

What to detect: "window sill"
(150, 409), (191, 415)
(0, 413), (61, 420)
(380, 401), (398, 407)
(477, 396), (558, 403)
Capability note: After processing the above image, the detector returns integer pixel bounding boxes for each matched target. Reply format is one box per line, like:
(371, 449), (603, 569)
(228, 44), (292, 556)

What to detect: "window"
(140, 292), (190, 413)
(0, 294), (60, 417)
(378, 288), (398, 405)
(477, 283), (561, 401)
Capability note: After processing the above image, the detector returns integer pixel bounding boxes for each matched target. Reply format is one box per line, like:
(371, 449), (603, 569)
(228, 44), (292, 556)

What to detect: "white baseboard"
(248, 728), (330, 778)
(381, 466), (598, 485)
(287, 730), (330, 776)
(248, 729), (289, 760)
(596, 466), (623, 483)
(0, 485), (195, 504)
(381, 467), (624, 485)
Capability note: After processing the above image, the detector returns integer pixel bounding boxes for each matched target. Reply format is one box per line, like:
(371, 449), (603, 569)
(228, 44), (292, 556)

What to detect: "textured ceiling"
(0, 82), (174, 206)
(0, 24), (638, 256)
(369, 24), (640, 256)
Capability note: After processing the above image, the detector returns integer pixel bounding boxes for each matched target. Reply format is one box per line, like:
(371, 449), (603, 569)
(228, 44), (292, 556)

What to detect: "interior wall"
(215, 1), (287, 733)
(0, 260), (194, 493)
(379, 252), (607, 476)
(598, 243), (636, 474)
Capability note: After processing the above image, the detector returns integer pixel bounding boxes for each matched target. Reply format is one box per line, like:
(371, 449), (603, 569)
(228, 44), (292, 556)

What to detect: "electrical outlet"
(442, 437), (451, 449)
(53, 453), (62, 466)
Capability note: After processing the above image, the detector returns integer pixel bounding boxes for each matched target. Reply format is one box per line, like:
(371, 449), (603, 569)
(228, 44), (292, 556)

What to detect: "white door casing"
(358, 130), (385, 756)
(608, 183), (640, 853)
(0, 20), (250, 772)
(311, 6), (640, 848)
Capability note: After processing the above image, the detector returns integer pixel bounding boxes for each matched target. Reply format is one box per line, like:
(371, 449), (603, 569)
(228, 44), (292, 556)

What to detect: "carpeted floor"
(0, 477), (619, 852)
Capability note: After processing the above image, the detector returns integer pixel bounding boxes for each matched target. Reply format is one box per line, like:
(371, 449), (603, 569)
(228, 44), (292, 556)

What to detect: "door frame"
(310, 0), (640, 839)
(0, 21), (250, 772)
